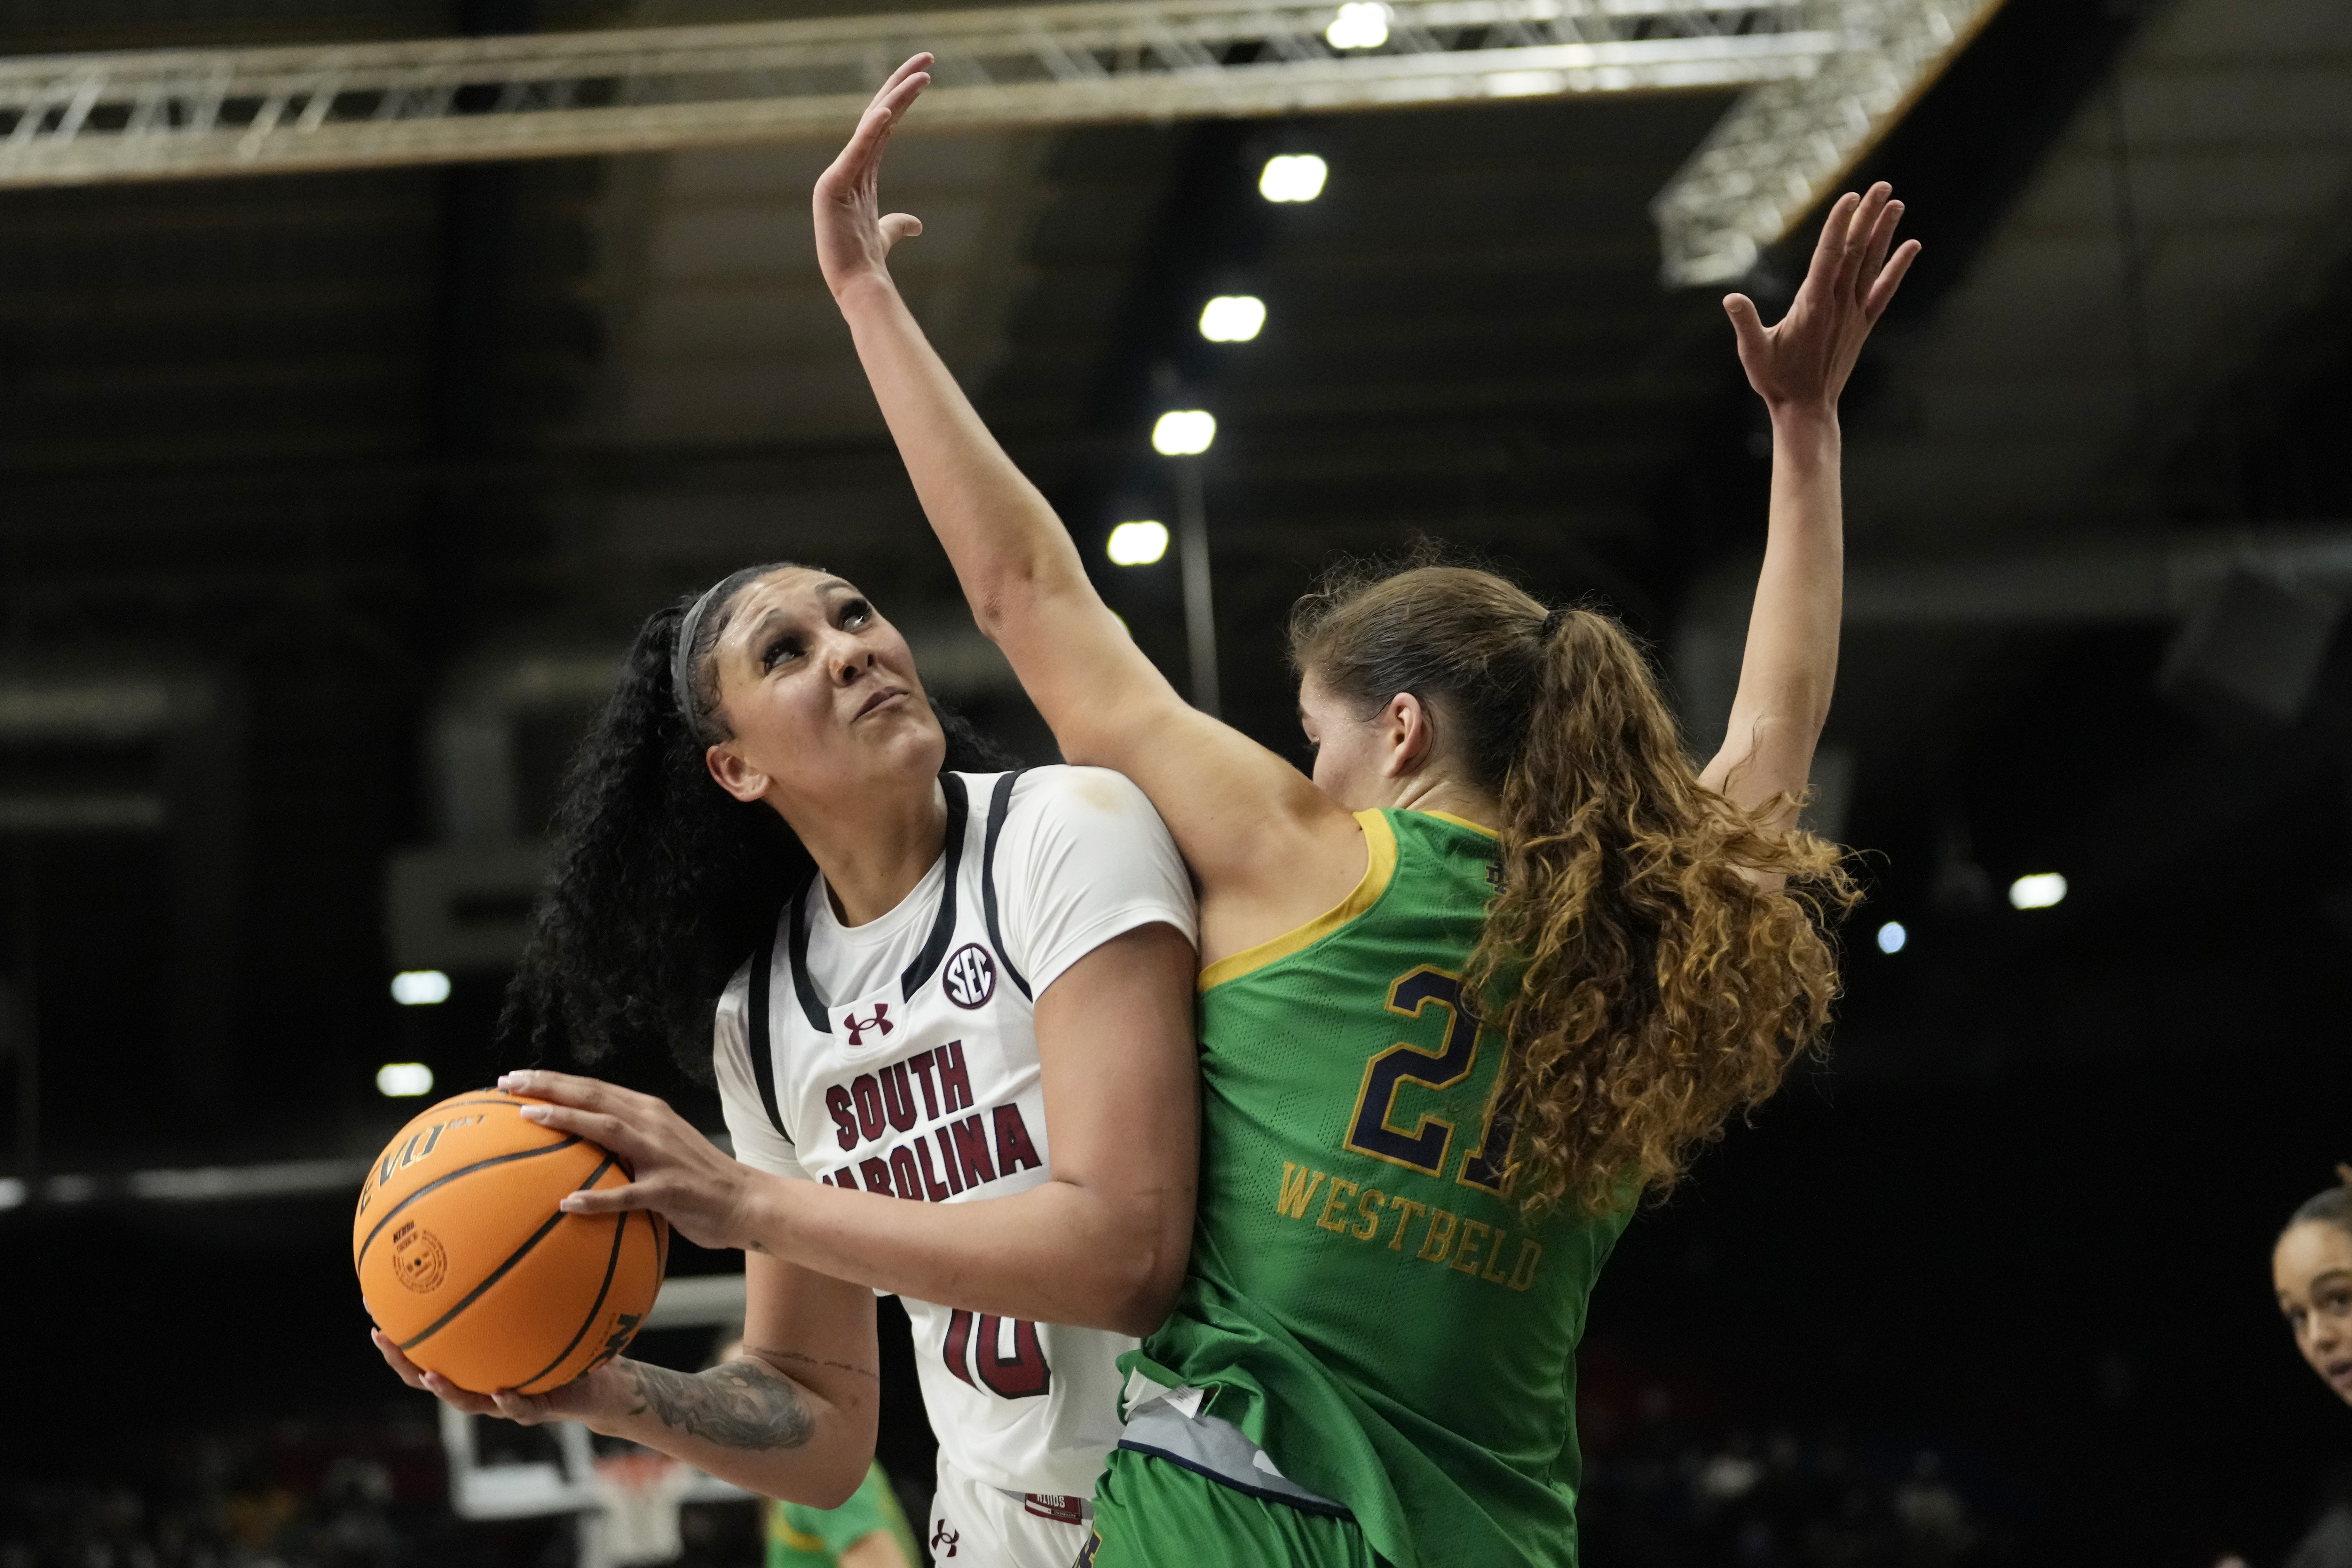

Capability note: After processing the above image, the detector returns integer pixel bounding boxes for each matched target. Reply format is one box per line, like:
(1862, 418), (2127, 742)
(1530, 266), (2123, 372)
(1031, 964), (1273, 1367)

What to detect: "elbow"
(1098, 1226), (1190, 1339)
(804, 1458), (866, 1513)
(781, 1447), (870, 1513)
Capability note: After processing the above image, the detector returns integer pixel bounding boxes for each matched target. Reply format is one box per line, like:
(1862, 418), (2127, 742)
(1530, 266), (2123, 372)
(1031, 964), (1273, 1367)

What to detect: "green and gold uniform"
(1088, 810), (1630, 1568)
(766, 1462), (919, 1568)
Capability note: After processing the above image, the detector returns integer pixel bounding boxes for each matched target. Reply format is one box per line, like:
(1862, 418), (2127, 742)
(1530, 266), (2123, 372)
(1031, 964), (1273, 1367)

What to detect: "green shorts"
(1078, 1447), (1386, 1568)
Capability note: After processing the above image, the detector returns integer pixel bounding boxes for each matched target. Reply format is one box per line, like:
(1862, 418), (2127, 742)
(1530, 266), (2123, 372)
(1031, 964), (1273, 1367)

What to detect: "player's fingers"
(557, 1181), (650, 1217)
(419, 1370), (500, 1416)
(1723, 293), (1768, 359)
(1856, 197), (1903, 298)
(518, 1101), (635, 1153)
(489, 1390), (554, 1426)
(879, 51), (933, 98)
(879, 67), (930, 119)
(1863, 238), (1923, 320)
(498, 1068), (622, 1110)
(835, 69), (928, 175)
(372, 1329), (429, 1389)
(879, 213), (924, 248)
(1834, 184), (1886, 294)
(1808, 190), (1860, 285)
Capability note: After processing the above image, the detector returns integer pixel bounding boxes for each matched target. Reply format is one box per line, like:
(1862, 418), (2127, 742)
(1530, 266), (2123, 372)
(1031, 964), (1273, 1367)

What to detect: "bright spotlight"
(1326, 2), (1391, 49)
(2008, 872), (2067, 910)
(390, 969), (451, 1006)
(376, 1062), (435, 1098)
(1152, 410), (1217, 456)
(1259, 154), (1328, 204)
(1199, 295), (1266, 343)
(1875, 921), (1907, 955)
(1107, 521), (1170, 566)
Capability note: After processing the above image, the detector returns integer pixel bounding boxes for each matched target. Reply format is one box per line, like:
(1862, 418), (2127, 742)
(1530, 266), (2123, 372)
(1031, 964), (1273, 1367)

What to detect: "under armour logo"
(930, 1521), (959, 1557)
(842, 1003), (894, 1046)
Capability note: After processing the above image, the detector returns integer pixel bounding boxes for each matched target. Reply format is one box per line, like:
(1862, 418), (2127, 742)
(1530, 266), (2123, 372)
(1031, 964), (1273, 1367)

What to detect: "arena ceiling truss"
(0, 0), (2001, 283)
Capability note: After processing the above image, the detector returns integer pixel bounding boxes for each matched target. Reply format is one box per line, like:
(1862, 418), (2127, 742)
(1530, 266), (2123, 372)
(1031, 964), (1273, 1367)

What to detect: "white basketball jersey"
(713, 767), (1194, 1503)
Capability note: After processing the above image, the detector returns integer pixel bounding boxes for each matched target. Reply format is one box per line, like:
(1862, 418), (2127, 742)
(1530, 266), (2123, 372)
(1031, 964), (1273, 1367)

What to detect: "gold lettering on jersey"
(1507, 1239), (1543, 1290)
(1449, 1220), (1490, 1275)
(1314, 1179), (1359, 1233)
(1271, 1156), (1542, 1293)
(1276, 1162), (1327, 1220)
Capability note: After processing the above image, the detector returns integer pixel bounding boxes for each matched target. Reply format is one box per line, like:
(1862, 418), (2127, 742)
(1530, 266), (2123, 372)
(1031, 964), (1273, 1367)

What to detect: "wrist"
(830, 271), (902, 314)
(731, 1169), (796, 1257)
(569, 1359), (643, 1437)
(1765, 398), (1839, 434)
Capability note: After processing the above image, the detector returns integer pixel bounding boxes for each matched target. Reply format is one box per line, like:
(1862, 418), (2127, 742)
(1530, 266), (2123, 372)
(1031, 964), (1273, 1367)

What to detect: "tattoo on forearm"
(748, 1344), (880, 1384)
(622, 1359), (816, 1450)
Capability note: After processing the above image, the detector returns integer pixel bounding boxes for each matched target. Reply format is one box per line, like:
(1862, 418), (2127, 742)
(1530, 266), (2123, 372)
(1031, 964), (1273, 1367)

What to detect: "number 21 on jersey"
(1345, 966), (1513, 1194)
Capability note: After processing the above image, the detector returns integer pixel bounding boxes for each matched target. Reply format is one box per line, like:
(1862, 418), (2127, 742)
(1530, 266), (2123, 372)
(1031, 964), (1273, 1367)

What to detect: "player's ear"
(706, 742), (769, 804)
(1380, 692), (1435, 778)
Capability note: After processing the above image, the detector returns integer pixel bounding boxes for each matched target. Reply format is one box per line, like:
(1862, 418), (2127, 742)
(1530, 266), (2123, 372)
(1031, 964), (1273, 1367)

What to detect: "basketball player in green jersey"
(814, 59), (1916, 1568)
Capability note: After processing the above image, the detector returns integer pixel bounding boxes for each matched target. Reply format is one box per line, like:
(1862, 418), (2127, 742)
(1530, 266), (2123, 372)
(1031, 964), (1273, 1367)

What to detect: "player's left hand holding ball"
(494, 1068), (766, 1253)
(371, 1328), (611, 1425)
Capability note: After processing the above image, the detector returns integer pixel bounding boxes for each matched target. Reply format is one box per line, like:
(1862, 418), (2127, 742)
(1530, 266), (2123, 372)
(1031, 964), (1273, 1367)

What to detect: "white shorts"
(924, 1452), (1093, 1568)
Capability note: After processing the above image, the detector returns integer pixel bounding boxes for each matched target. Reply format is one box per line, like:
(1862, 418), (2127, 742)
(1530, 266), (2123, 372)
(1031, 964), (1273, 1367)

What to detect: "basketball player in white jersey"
(375, 561), (1200, 1568)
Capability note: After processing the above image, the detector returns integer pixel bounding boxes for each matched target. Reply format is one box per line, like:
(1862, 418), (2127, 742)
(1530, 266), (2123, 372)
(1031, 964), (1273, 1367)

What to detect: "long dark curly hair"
(499, 564), (1014, 1080)
(1291, 561), (1857, 1218)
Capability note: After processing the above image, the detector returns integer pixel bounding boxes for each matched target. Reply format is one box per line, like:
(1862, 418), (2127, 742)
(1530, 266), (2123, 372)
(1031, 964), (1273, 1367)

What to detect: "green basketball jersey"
(1123, 809), (1630, 1568)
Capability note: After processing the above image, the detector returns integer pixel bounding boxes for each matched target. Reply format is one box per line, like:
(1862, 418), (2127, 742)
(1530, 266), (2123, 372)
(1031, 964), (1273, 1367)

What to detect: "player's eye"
(839, 597), (873, 629)
(762, 636), (802, 670)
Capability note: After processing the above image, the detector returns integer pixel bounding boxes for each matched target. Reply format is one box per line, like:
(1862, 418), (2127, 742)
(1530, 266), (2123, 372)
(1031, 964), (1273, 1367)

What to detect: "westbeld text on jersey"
(1275, 1156), (1545, 1293)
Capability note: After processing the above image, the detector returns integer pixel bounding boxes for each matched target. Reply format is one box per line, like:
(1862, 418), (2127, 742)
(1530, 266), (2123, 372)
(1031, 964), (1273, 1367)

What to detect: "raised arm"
(374, 1252), (882, 1508)
(1700, 183), (1918, 826)
(811, 59), (1363, 937)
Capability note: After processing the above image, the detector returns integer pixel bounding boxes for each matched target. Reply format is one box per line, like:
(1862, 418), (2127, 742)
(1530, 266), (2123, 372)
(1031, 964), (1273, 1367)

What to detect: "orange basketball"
(353, 1091), (667, 1394)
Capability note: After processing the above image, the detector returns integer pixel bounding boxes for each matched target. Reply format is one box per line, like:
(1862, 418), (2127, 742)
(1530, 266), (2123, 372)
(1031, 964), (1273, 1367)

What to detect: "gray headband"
(670, 577), (730, 725)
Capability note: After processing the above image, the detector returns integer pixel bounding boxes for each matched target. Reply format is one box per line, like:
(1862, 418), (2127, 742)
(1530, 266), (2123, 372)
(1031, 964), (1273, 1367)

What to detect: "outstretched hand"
(813, 53), (933, 299)
(1724, 181), (1919, 415)
(496, 1068), (768, 1253)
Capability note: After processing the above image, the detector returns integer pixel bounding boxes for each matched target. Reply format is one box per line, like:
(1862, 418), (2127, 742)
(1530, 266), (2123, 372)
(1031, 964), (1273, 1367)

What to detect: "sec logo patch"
(943, 943), (997, 1009)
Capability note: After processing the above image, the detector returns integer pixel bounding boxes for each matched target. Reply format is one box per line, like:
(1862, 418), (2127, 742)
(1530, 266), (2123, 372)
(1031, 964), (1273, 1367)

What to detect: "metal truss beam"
(1651, 0), (2009, 285)
(0, 0), (1832, 188)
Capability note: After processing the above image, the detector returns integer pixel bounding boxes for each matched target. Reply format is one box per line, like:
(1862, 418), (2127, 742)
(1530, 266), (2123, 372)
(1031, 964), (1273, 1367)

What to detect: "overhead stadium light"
(1198, 295), (1266, 343)
(1326, 3), (1392, 50)
(391, 969), (452, 1005)
(1875, 920), (1907, 954)
(1152, 410), (1217, 457)
(1107, 521), (1170, 566)
(1259, 155), (1329, 205)
(376, 1062), (435, 1098)
(2008, 873), (2067, 911)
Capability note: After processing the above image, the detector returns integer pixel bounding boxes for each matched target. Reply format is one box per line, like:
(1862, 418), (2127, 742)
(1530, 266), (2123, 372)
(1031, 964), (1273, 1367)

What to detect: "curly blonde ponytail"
(1291, 562), (1857, 1220)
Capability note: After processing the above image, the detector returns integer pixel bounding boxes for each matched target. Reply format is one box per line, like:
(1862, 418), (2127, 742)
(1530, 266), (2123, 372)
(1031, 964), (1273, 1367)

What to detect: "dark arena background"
(2, 0), (2350, 1564)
